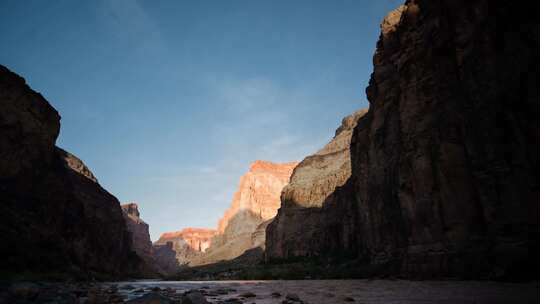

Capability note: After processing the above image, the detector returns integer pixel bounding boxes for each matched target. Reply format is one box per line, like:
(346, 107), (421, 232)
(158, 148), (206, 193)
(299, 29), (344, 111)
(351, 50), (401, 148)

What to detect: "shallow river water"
(106, 279), (540, 304)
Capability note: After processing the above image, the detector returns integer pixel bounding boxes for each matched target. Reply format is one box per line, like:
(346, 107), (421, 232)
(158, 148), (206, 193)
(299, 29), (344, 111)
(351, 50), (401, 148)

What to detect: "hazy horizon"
(0, 0), (402, 241)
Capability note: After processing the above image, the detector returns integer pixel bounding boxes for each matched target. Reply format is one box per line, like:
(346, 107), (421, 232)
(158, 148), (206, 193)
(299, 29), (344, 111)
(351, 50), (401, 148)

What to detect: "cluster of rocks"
(1, 282), (220, 304)
(1, 282), (326, 304)
(1, 282), (126, 303)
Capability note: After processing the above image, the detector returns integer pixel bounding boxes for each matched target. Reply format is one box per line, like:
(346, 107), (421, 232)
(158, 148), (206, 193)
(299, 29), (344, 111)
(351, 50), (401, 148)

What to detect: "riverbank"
(2, 279), (539, 303)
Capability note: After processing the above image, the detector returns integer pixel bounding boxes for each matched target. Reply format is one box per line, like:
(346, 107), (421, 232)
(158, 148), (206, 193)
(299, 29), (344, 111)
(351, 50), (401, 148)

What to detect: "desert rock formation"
(121, 203), (153, 263)
(267, 0), (540, 280)
(198, 160), (297, 265)
(166, 160), (297, 266)
(152, 242), (179, 275)
(154, 228), (217, 265)
(0, 65), (141, 278)
(281, 109), (367, 208)
(267, 109), (367, 258)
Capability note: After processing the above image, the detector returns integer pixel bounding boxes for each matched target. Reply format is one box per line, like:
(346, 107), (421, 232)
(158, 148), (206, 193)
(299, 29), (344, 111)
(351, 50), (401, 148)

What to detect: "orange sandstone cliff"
(159, 160), (297, 266)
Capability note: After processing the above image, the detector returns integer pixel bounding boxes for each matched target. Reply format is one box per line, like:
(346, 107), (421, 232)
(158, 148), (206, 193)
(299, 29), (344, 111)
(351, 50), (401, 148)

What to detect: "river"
(104, 279), (540, 303)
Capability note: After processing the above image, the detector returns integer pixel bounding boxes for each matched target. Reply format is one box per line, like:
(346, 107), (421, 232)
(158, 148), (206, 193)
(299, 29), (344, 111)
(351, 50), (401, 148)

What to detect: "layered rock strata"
(197, 160), (297, 265)
(0, 65), (141, 278)
(154, 228), (217, 266)
(168, 161), (296, 266)
(267, 0), (540, 280)
(266, 109), (367, 258)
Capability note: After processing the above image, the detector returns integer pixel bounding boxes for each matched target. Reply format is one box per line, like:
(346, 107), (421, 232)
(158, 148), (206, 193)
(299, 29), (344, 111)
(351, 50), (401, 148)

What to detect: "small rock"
(183, 291), (210, 304)
(216, 289), (229, 295)
(9, 282), (40, 300)
(240, 292), (256, 298)
(127, 292), (173, 303)
(343, 296), (355, 302)
(271, 292), (282, 297)
(286, 293), (301, 302)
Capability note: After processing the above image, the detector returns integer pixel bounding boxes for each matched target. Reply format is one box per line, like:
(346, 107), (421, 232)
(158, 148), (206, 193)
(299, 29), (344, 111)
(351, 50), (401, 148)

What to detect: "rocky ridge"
(266, 0), (540, 280)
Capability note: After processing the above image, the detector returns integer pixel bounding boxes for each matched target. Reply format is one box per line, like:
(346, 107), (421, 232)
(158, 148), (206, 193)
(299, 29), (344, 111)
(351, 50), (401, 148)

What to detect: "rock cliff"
(152, 242), (179, 275)
(172, 161), (297, 266)
(266, 109), (367, 258)
(121, 203), (153, 264)
(154, 228), (217, 265)
(0, 65), (141, 278)
(267, 0), (540, 280)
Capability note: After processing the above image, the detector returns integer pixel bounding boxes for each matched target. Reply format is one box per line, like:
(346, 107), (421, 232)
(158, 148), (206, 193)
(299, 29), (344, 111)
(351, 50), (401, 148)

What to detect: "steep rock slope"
(266, 109), (367, 258)
(0, 65), (141, 278)
(267, 0), (540, 280)
(121, 203), (153, 263)
(152, 242), (179, 275)
(190, 160), (297, 265)
(154, 228), (217, 265)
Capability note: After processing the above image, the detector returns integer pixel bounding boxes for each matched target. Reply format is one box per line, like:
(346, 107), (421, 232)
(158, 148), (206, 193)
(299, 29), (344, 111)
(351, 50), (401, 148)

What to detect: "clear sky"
(0, 0), (403, 241)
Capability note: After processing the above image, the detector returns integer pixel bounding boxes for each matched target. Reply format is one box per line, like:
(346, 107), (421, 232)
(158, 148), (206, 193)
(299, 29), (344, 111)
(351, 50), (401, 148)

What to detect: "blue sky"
(0, 0), (402, 241)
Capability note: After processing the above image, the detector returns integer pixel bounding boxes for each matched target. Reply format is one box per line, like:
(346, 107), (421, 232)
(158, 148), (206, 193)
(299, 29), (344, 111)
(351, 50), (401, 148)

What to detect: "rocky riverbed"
(2, 280), (540, 303)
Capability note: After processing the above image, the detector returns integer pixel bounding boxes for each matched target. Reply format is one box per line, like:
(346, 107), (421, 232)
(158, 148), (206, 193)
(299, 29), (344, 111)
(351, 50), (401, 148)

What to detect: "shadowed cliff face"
(121, 203), (153, 263)
(267, 0), (540, 280)
(0, 65), (142, 279)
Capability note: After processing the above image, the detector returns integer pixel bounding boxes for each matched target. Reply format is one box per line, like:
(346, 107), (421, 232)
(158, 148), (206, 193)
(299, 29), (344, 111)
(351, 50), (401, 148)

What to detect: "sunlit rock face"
(266, 109), (367, 259)
(188, 160), (297, 265)
(121, 203), (153, 263)
(280, 109), (368, 209)
(267, 0), (540, 280)
(0, 65), (141, 278)
(154, 228), (217, 265)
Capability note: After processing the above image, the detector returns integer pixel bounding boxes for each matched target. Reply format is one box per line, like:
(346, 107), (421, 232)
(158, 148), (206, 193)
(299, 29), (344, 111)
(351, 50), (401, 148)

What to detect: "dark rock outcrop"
(121, 203), (154, 266)
(152, 242), (179, 275)
(267, 0), (540, 280)
(0, 65), (141, 279)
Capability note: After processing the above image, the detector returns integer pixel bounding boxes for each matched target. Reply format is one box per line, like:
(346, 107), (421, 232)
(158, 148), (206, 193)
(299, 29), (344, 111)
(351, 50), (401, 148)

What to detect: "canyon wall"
(0, 65), (141, 278)
(121, 203), (153, 264)
(196, 160), (297, 265)
(166, 160), (296, 266)
(266, 109), (367, 259)
(267, 0), (540, 280)
(154, 228), (217, 266)
(152, 242), (179, 275)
